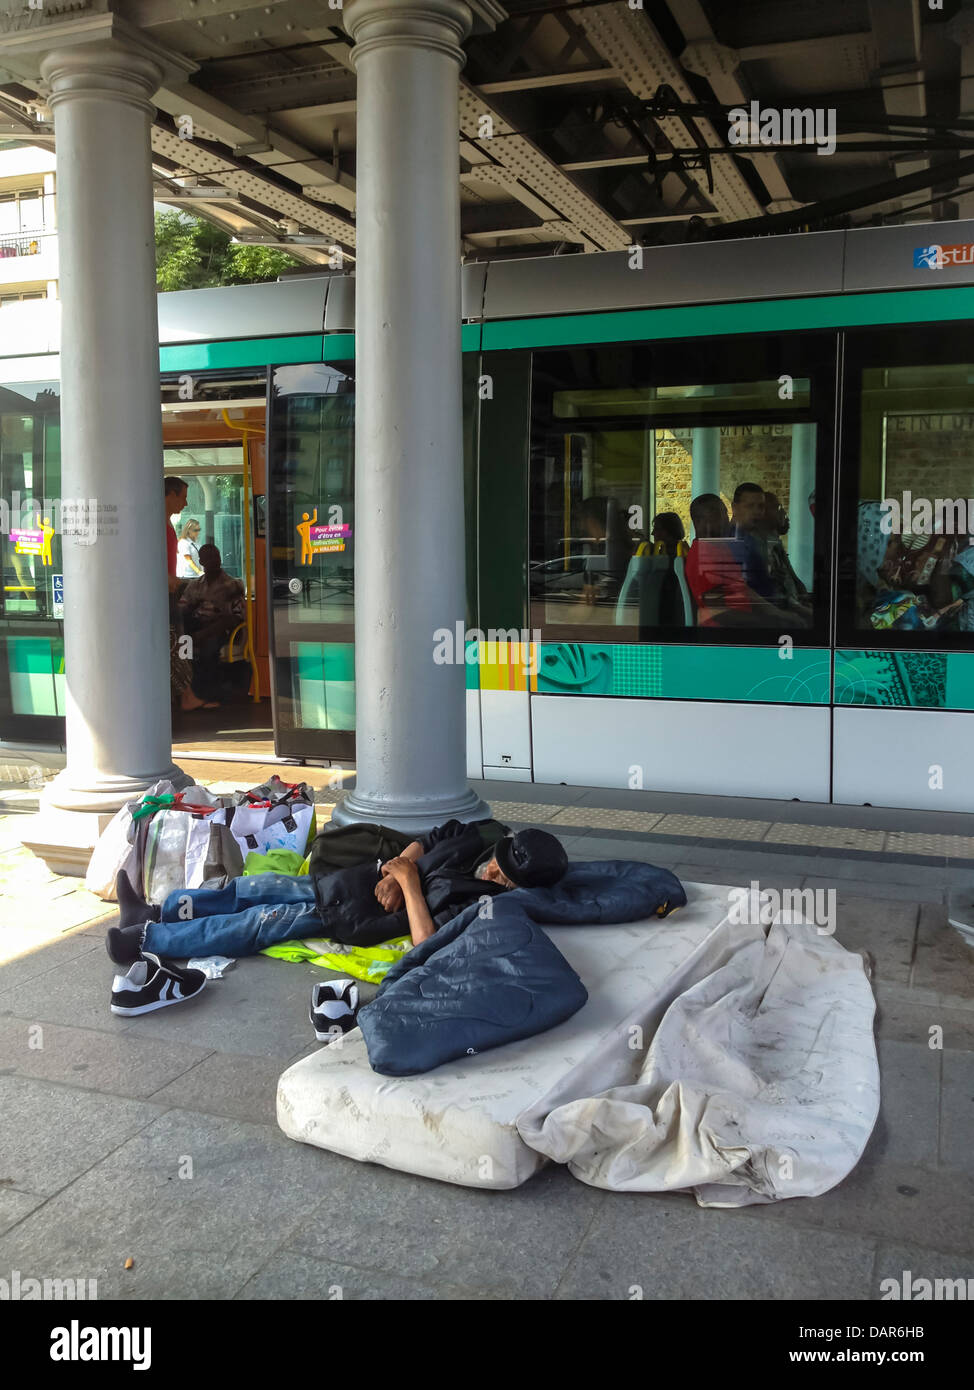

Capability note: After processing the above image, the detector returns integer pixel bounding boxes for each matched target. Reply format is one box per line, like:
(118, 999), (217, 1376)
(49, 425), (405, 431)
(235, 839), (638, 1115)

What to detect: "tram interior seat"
(615, 542), (695, 629)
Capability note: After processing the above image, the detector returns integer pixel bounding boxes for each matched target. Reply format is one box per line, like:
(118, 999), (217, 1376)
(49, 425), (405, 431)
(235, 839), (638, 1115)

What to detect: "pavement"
(0, 763), (973, 1301)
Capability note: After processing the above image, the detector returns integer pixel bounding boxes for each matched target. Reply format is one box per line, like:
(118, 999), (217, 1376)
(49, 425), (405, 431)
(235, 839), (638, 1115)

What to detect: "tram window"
(849, 361), (974, 642)
(529, 340), (828, 644)
(0, 382), (61, 623)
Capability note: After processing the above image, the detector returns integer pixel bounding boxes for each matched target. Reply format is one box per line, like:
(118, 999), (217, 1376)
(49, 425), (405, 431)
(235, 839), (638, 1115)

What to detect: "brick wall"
(655, 427), (794, 536)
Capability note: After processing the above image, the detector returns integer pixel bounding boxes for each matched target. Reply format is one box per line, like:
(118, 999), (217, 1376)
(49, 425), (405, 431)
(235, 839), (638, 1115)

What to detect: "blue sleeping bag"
(357, 860), (685, 1077)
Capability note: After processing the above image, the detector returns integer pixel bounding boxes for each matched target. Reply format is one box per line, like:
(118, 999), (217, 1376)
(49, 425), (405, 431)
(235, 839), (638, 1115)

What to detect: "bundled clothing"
(309, 818), (513, 949)
(359, 860), (687, 1076)
(140, 817), (513, 961)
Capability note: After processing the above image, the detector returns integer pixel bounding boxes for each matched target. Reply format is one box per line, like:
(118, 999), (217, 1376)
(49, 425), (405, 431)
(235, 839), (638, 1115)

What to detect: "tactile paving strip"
(768, 823), (886, 853)
(885, 832), (974, 859)
(548, 807), (665, 831)
(651, 815), (772, 841)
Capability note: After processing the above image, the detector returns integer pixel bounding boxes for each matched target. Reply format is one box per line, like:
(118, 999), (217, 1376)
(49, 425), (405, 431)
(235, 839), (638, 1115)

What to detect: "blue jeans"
(144, 874), (320, 959)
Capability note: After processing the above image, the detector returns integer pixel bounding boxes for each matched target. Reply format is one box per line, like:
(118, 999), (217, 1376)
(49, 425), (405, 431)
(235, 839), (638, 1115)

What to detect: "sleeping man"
(106, 819), (570, 969)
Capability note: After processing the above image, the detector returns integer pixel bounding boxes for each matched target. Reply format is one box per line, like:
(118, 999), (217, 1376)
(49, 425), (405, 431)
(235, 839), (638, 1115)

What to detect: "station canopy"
(1, 0), (973, 266)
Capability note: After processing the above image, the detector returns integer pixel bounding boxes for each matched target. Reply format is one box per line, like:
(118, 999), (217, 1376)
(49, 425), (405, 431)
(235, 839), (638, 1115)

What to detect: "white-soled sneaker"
(110, 953), (207, 1016)
(310, 979), (360, 1043)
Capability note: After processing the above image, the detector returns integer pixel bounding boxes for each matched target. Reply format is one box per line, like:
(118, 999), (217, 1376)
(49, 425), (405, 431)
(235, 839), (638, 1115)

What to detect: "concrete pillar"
(332, 0), (495, 833)
(788, 422), (816, 590)
(691, 428), (721, 498)
(18, 31), (195, 873)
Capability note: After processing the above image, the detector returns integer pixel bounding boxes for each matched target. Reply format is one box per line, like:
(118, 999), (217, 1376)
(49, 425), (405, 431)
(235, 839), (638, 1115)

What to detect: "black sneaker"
(310, 979), (359, 1043)
(110, 953), (207, 1016)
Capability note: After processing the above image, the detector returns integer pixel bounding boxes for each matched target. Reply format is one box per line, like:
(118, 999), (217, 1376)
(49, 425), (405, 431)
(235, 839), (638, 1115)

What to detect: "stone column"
(332, 0), (494, 832)
(18, 31), (194, 873)
(690, 429), (721, 540)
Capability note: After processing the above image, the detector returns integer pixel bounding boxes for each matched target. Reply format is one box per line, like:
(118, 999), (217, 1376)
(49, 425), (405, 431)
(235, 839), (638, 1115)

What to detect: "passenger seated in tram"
(759, 490), (813, 621)
(685, 493), (799, 629)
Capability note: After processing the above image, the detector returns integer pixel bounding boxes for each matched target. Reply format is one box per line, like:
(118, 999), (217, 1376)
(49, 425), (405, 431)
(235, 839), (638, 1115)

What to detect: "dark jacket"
(309, 818), (512, 948)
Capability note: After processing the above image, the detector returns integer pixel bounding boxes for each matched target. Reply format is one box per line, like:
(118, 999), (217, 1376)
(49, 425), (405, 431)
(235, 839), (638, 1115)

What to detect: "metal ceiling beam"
(477, 65), (619, 94)
(153, 79), (357, 210)
(711, 147), (974, 238)
(575, 4), (766, 224)
(458, 82), (632, 250)
(150, 123), (356, 251)
(670, 0), (800, 211)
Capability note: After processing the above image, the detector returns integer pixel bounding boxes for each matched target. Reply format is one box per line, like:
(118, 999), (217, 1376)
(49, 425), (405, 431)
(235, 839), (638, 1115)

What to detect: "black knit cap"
(494, 828), (568, 888)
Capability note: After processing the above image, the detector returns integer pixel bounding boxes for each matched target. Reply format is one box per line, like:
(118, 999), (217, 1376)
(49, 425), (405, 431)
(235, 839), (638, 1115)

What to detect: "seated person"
(759, 490), (813, 620)
(686, 493), (798, 629)
(647, 511), (689, 629)
(106, 820), (570, 967)
(730, 482), (777, 599)
(651, 511), (686, 557)
(179, 543), (246, 701)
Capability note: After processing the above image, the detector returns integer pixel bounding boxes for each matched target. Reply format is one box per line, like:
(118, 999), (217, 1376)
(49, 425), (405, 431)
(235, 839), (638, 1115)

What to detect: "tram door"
(266, 360), (356, 762)
(160, 372), (270, 712)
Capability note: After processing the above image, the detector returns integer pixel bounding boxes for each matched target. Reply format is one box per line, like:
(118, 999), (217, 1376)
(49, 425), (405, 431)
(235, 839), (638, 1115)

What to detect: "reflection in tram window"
(529, 341), (826, 644)
(853, 362), (974, 639)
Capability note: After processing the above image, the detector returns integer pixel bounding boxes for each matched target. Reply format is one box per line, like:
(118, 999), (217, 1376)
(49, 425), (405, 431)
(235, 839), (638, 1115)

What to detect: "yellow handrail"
(220, 409), (262, 702)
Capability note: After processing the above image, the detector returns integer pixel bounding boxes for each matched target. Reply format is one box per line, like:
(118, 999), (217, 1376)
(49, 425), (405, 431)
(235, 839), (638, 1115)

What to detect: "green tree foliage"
(155, 209), (302, 290)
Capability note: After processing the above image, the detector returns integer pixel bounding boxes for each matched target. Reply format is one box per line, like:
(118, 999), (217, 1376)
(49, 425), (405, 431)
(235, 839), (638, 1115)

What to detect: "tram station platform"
(0, 761), (972, 1300)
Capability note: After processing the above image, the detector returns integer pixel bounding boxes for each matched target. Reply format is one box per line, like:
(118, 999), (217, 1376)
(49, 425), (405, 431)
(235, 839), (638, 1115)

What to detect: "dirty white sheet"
(516, 914), (879, 1207)
(276, 884), (731, 1188)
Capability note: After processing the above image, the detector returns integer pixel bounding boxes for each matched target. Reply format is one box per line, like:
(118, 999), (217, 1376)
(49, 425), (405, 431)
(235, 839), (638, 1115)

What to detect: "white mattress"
(276, 882), (733, 1189)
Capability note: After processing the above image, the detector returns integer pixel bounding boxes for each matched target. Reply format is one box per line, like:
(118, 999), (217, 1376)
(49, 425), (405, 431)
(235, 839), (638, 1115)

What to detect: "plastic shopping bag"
(85, 777), (203, 901)
(217, 801), (315, 860)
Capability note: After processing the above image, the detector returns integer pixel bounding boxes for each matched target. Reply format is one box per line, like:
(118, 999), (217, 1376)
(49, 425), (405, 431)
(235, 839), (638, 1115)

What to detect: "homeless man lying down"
(106, 819), (570, 968)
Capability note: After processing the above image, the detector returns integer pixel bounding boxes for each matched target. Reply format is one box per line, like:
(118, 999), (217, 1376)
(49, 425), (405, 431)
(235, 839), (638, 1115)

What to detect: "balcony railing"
(0, 230), (53, 258)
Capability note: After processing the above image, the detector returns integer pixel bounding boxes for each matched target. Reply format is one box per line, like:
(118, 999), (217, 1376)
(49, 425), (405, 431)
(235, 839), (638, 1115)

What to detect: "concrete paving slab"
(236, 1251), (506, 1301)
(0, 933), (102, 994)
(0, 1187), (45, 1238)
(870, 1040), (941, 1167)
(803, 874), (944, 906)
(913, 904), (974, 1001)
(0, 1107), (351, 1301)
(554, 1193), (876, 1301)
(872, 1242), (974, 1299)
(148, 1050), (288, 1126)
(120, 955), (332, 1059)
(940, 1050), (974, 1174)
(826, 857), (958, 887)
(873, 986), (974, 1050)
(0, 1075), (164, 1197)
(288, 1160), (602, 1299)
(823, 899), (918, 987)
(563, 834), (674, 862)
(0, 1014), (211, 1100)
(733, 1159), (974, 1256)
(1, 941), (150, 1034)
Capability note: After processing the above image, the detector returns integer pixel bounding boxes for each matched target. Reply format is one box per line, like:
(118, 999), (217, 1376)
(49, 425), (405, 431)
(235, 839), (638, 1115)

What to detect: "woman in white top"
(176, 519), (204, 578)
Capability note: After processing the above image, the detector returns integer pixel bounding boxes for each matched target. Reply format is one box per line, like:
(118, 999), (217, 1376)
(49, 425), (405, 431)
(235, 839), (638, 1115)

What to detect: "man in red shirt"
(164, 475), (188, 587)
(686, 493), (794, 629)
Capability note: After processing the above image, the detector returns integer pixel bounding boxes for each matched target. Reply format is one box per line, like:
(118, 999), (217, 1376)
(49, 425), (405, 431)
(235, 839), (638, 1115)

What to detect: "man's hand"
(374, 875), (405, 913)
(382, 856), (420, 889)
(381, 857), (435, 947)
